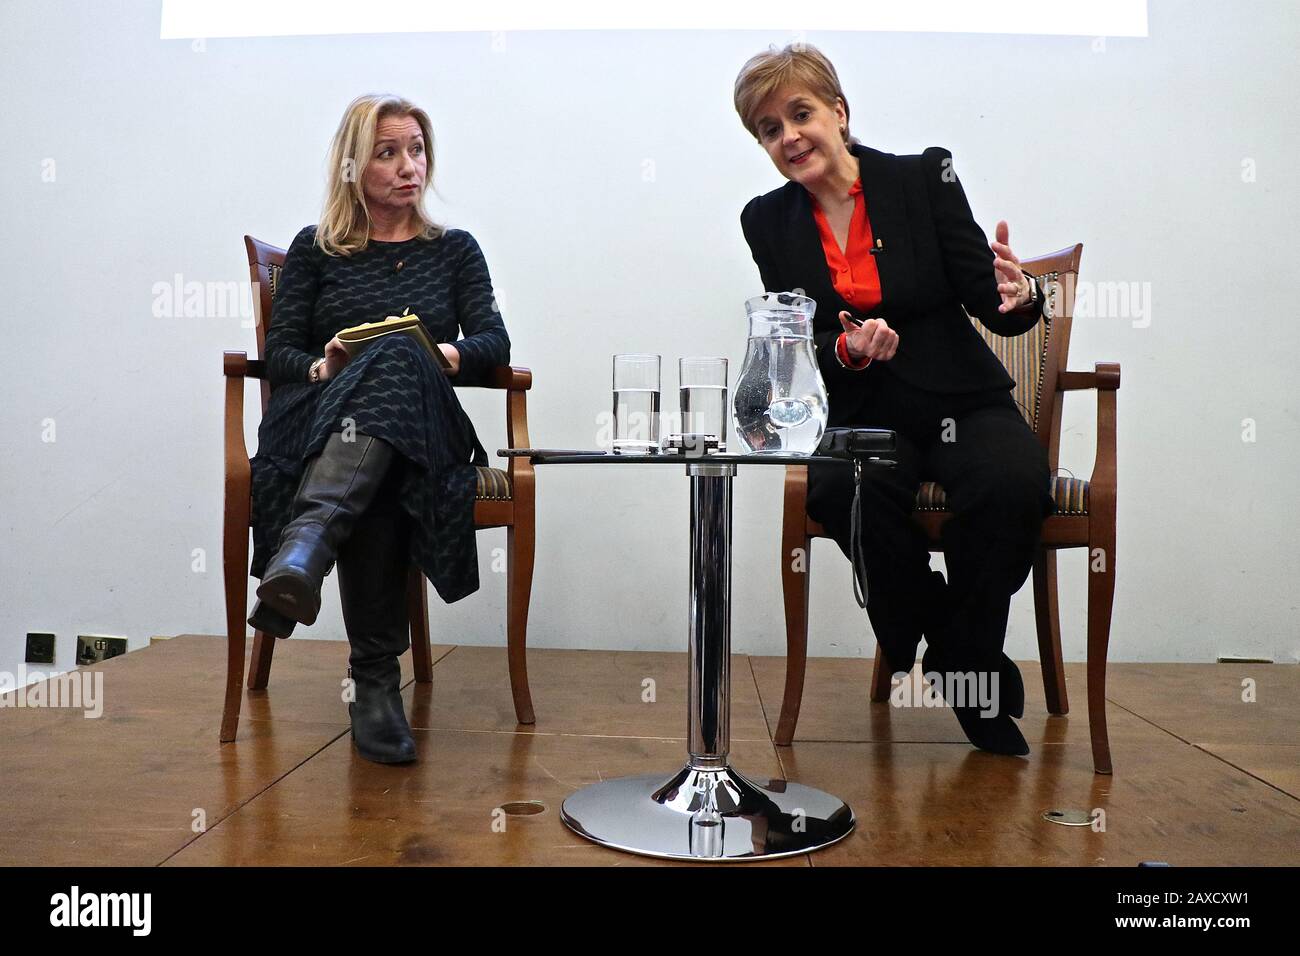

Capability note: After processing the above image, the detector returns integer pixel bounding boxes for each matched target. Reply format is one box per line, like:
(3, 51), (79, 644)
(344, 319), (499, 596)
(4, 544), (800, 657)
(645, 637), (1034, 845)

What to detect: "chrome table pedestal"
(523, 452), (857, 861)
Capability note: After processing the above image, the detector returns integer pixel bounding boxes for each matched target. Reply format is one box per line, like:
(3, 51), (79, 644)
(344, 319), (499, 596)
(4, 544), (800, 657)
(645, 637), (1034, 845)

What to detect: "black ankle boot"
(347, 653), (416, 764)
(337, 489), (416, 764)
(255, 431), (395, 627)
(922, 643), (1029, 756)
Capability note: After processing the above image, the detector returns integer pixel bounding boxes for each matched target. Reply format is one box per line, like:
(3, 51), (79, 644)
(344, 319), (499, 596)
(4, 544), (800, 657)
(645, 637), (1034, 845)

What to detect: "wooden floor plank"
(1195, 744), (1300, 801)
(3, 638), (1294, 866)
(1104, 663), (1299, 747)
(0, 709), (347, 867)
(403, 645), (772, 741)
(164, 730), (806, 867)
(777, 736), (1300, 866)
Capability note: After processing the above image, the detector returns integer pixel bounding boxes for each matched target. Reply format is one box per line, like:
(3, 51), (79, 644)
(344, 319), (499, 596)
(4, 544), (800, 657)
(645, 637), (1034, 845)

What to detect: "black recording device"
(815, 427), (896, 462)
(813, 427), (898, 610)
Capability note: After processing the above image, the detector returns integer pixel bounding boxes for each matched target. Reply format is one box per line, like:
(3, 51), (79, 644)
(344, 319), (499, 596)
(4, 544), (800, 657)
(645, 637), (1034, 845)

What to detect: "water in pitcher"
(612, 387), (660, 453)
(733, 295), (828, 454)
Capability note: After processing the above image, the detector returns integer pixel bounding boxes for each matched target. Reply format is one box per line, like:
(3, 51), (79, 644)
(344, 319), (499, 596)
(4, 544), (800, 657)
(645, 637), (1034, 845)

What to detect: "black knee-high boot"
(337, 488), (416, 765)
(252, 431), (395, 629)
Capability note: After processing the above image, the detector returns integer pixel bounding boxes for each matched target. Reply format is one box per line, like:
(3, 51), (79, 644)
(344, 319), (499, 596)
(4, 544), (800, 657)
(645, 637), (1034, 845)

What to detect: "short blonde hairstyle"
(733, 43), (859, 148)
(317, 94), (444, 256)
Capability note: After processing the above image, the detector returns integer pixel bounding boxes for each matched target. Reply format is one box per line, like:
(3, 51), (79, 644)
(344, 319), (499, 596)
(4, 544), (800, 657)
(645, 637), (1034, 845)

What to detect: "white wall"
(2, 0), (1296, 679)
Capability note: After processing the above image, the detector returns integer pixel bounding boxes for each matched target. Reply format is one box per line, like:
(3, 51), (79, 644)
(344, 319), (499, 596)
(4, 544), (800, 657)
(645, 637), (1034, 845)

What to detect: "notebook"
(335, 309), (451, 371)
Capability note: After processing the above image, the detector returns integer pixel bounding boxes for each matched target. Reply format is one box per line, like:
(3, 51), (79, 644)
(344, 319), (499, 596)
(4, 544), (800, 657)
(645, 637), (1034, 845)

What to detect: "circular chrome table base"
(527, 454), (873, 861)
(561, 765), (855, 861)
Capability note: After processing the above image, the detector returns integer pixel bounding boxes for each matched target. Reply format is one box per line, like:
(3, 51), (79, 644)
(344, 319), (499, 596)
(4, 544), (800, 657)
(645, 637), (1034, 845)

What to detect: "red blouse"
(810, 177), (880, 370)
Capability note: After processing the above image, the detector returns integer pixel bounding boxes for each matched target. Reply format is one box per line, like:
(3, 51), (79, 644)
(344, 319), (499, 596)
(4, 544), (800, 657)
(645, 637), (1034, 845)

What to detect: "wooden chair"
(219, 235), (537, 744)
(779, 244), (1122, 773)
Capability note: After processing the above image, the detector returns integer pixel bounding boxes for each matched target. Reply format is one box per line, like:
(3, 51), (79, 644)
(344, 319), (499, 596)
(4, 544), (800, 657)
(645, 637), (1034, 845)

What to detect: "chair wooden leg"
(247, 631), (276, 690)
(221, 624), (246, 743)
(1032, 548), (1069, 715)
(506, 498), (536, 726)
(776, 532), (812, 745)
(407, 565), (432, 683)
(1087, 535), (1116, 775)
(221, 519), (251, 744)
(869, 645), (892, 702)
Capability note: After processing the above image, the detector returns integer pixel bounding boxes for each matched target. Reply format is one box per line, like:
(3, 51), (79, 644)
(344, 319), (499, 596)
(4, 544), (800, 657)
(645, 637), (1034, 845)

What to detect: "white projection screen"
(161, 0), (1149, 39)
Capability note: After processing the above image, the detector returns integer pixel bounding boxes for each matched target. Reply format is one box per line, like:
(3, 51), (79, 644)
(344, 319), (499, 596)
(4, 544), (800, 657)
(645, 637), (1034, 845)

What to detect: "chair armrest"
(483, 366), (533, 483)
(476, 365), (533, 391)
(1058, 362), (1120, 392)
(1056, 362), (1119, 521)
(223, 351), (266, 379)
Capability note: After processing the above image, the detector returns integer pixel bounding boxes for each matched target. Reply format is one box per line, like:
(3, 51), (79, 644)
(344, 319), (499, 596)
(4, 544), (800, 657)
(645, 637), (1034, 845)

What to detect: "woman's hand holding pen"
(839, 311), (899, 362)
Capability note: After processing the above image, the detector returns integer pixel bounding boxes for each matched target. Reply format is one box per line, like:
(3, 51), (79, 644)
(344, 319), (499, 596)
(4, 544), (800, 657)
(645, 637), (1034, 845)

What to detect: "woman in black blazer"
(735, 44), (1056, 756)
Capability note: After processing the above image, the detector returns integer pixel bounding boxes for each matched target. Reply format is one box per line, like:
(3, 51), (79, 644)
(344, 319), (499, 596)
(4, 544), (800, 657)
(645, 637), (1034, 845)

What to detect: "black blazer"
(740, 143), (1045, 427)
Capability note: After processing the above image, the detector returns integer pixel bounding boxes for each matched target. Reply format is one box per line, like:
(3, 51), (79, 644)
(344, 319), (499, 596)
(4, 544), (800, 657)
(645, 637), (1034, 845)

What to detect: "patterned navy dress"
(249, 224), (509, 612)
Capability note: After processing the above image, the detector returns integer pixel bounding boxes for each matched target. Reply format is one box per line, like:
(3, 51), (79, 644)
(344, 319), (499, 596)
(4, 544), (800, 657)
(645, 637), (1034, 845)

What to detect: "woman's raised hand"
(991, 220), (1032, 313)
(839, 311), (899, 362)
(321, 335), (351, 381)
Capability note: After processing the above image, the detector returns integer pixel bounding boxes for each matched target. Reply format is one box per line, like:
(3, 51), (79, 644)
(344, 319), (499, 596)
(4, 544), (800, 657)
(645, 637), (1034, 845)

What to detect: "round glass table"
(505, 446), (893, 861)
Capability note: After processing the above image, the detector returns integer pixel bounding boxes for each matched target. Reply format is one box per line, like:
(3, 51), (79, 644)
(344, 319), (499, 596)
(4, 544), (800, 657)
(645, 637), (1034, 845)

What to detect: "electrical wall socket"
(26, 632), (56, 664)
(76, 634), (128, 665)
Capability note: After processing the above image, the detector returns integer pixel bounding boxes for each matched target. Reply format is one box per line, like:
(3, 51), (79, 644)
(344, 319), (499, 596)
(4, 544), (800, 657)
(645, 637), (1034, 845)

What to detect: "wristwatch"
(309, 357), (326, 383)
(1021, 272), (1042, 311)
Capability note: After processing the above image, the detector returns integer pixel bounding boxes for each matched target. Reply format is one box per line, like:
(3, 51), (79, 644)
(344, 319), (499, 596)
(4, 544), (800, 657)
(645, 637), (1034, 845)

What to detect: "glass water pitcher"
(732, 292), (829, 454)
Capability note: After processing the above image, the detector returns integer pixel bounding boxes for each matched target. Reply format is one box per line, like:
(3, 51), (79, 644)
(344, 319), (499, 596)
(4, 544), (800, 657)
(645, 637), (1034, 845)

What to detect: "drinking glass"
(612, 353), (661, 454)
(678, 357), (729, 453)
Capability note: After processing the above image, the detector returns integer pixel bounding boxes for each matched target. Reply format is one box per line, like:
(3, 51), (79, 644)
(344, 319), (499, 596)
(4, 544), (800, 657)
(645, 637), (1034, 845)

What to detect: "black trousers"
(807, 366), (1056, 676)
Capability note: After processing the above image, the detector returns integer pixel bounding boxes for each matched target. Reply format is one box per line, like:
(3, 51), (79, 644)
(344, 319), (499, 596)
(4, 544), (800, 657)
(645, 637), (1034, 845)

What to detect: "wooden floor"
(2, 635), (1296, 866)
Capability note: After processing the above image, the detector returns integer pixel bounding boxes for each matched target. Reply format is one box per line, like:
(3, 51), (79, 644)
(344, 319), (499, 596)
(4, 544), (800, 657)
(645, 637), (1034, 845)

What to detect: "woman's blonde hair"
(317, 94), (444, 255)
(733, 43), (860, 148)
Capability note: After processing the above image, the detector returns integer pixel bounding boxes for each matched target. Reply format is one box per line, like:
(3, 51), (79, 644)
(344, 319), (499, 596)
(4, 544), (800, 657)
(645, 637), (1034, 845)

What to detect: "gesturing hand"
(991, 220), (1032, 314)
(838, 311), (899, 362)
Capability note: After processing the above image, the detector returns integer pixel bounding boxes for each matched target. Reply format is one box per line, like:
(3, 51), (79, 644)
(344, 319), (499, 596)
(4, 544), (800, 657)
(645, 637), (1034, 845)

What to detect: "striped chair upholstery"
(474, 466), (512, 501)
(911, 296), (1087, 514)
(972, 307), (1051, 431)
(916, 475), (1089, 515)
